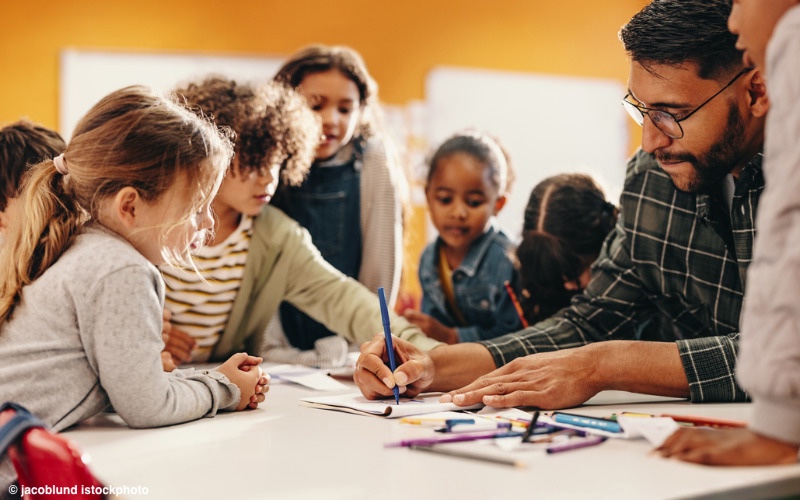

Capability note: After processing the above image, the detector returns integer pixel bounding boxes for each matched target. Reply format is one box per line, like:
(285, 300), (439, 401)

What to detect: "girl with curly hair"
(161, 76), (438, 369)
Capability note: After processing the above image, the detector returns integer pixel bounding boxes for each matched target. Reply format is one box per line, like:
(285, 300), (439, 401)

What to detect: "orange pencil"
(503, 281), (529, 328)
(660, 414), (747, 429)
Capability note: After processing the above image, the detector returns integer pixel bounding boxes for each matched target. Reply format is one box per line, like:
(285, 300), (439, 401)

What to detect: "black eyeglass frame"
(622, 67), (754, 139)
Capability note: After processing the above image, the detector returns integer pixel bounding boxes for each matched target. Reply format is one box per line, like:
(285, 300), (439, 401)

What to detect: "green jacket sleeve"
(212, 207), (441, 360)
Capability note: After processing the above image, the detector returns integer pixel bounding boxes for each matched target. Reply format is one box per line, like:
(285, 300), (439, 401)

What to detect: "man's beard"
(657, 103), (747, 193)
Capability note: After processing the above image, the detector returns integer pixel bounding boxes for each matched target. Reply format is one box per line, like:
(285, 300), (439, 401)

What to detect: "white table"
(65, 379), (800, 500)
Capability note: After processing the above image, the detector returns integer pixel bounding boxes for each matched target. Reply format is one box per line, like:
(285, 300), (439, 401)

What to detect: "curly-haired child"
(162, 76), (439, 369)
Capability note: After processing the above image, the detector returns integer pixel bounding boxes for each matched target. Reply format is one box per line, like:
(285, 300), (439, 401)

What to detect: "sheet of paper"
(326, 352), (359, 380)
(299, 392), (484, 418)
(617, 416), (680, 447)
(267, 364), (348, 391)
(476, 407), (534, 422)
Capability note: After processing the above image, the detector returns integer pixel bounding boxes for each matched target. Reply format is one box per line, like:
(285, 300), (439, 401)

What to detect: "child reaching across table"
(403, 130), (522, 344)
(0, 85), (268, 489)
(161, 77), (439, 369)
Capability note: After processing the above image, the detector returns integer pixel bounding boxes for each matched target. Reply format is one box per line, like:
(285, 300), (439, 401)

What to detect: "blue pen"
(552, 412), (622, 433)
(378, 287), (401, 405)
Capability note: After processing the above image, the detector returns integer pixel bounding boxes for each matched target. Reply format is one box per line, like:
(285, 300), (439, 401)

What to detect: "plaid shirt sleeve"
(478, 214), (656, 368)
(479, 150), (759, 403)
(676, 334), (746, 402)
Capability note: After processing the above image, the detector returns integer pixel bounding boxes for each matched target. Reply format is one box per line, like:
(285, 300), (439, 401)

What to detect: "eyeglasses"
(622, 67), (753, 139)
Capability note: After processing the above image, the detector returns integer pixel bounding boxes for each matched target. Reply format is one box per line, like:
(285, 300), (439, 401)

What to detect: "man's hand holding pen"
(354, 334), (435, 400)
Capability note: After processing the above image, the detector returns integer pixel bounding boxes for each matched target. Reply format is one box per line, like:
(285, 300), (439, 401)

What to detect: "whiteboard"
(59, 50), (283, 140)
(59, 52), (630, 242)
(425, 66), (629, 240)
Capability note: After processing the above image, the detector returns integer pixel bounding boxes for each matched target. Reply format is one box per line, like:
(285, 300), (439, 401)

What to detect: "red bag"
(0, 402), (104, 499)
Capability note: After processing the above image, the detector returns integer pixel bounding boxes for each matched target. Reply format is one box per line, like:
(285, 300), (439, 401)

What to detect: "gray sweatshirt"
(0, 223), (240, 488)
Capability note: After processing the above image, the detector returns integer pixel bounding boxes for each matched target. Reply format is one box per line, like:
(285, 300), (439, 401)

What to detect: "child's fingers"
(248, 392), (267, 408)
(161, 351), (177, 372)
(403, 310), (420, 320)
(238, 355), (263, 370)
(225, 352), (249, 366)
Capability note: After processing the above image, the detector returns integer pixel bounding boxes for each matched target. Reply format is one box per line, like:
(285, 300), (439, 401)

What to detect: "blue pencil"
(378, 287), (401, 405)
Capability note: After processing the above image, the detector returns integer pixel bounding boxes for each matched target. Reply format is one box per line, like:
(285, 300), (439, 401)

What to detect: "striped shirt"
(161, 216), (253, 362)
(479, 149), (764, 403)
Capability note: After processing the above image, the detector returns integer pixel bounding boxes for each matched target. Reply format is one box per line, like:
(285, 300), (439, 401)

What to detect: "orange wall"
(2, 0), (646, 132)
(1, 0), (647, 308)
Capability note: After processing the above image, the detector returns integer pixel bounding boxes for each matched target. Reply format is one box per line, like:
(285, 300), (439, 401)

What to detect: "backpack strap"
(0, 402), (46, 455)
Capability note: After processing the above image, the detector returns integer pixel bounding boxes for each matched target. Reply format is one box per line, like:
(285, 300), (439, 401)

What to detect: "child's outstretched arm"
(403, 310), (458, 344)
(656, 427), (799, 465)
(215, 353), (269, 410)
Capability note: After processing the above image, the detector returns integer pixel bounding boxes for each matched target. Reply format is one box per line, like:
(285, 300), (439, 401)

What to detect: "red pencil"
(503, 281), (529, 328)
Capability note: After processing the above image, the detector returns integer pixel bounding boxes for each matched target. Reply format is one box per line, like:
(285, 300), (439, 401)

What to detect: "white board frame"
(425, 66), (629, 240)
(59, 49), (283, 140)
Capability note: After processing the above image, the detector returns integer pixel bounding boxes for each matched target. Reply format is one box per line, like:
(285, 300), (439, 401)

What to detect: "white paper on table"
(299, 392), (484, 418)
(476, 407), (534, 421)
(617, 416), (680, 447)
(267, 364), (348, 391)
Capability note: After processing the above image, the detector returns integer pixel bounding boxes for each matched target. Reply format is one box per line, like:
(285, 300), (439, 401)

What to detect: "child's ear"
(746, 69), (769, 118)
(112, 187), (142, 229)
(563, 278), (581, 291)
(493, 195), (507, 215)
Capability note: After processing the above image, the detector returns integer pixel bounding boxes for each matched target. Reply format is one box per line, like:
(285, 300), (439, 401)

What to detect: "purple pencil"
(546, 435), (607, 454)
(384, 431), (523, 448)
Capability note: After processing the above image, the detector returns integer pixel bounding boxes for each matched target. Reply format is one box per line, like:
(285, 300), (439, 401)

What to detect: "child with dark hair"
(403, 130), (522, 344)
(0, 119), (65, 235)
(516, 173), (618, 324)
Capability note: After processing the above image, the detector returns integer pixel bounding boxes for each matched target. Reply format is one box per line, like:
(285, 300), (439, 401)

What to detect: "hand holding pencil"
(353, 332), (435, 401)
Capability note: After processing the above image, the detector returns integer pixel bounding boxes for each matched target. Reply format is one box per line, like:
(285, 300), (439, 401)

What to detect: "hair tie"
(53, 154), (68, 175)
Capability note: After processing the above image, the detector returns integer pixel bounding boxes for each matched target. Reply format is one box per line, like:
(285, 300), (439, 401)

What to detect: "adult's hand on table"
(441, 346), (601, 410)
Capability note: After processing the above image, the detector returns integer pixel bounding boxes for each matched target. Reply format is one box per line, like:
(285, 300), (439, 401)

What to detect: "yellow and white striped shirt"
(161, 216), (253, 362)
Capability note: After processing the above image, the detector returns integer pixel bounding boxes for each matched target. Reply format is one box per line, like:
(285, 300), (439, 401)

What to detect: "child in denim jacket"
(404, 131), (521, 344)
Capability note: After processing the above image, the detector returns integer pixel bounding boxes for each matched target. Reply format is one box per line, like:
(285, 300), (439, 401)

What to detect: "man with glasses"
(354, 0), (769, 410)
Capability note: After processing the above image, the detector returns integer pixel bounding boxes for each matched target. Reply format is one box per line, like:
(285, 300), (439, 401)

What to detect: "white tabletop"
(65, 377), (800, 500)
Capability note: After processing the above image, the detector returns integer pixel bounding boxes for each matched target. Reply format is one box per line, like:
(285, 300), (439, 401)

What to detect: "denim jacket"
(418, 222), (523, 342)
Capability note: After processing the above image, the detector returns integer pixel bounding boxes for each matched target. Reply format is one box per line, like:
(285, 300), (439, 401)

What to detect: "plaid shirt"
(480, 149), (764, 402)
